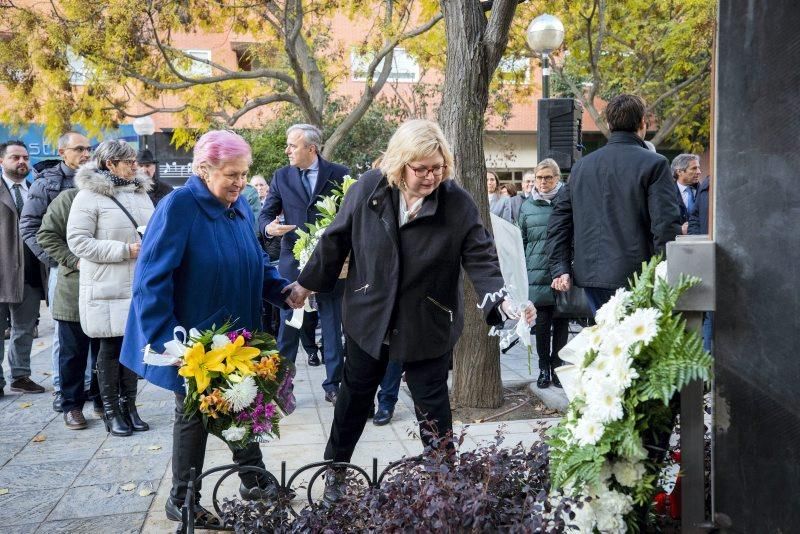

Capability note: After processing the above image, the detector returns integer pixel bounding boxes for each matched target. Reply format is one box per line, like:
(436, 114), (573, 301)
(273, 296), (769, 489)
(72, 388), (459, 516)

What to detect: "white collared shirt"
(398, 193), (424, 226)
(677, 182), (694, 209)
(2, 175), (29, 203)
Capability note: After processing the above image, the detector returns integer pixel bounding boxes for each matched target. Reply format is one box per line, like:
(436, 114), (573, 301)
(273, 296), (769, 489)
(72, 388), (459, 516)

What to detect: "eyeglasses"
(535, 175), (557, 182)
(65, 146), (91, 153)
(113, 159), (137, 166)
(406, 163), (447, 178)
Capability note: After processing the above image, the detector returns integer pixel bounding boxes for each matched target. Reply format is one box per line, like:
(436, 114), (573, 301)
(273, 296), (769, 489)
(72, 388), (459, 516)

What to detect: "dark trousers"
(299, 310), (320, 357)
(533, 305), (569, 370)
(170, 393), (268, 504)
(584, 287), (618, 317)
(325, 336), (452, 462)
(377, 359), (403, 412)
(57, 320), (99, 412)
(278, 280), (344, 393)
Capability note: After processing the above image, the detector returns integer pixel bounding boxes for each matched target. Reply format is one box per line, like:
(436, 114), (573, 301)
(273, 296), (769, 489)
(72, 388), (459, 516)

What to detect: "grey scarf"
(533, 181), (563, 202)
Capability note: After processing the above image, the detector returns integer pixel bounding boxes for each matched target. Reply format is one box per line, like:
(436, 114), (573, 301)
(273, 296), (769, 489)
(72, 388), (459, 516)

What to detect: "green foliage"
(544, 0), (716, 151)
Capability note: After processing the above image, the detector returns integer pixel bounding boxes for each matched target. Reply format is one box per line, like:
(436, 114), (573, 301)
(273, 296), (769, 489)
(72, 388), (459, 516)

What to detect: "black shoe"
(92, 396), (103, 418)
(308, 354), (321, 367)
(52, 391), (63, 412)
(10, 377), (46, 394)
(323, 467), (346, 505)
(373, 408), (393, 426)
(239, 481), (278, 501)
(165, 499), (221, 528)
(551, 369), (562, 388)
(324, 390), (338, 404)
(536, 369), (551, 389)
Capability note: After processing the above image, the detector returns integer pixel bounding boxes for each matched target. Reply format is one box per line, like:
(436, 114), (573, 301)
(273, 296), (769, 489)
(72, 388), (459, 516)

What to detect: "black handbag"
(554, 286), (593, 319)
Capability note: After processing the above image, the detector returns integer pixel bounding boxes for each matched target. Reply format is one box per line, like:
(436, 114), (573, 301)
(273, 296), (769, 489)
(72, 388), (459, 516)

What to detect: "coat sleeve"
(36, 194), (79, 271)
(545, 182), (574, 279)
(67, 193), (130, 263)
(460, 205), (505, 326)
(18, 178), (53, 265)
(259, 171), (283, 237)
(130, 194), (193, 352)
(648, 159), (683, 253)
(262, 255), (291, 309)
(296, 178), (359, 293)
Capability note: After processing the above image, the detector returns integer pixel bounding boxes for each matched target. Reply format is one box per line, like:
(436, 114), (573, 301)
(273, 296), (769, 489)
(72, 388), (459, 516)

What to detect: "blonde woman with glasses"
(287, 119), (535, 504)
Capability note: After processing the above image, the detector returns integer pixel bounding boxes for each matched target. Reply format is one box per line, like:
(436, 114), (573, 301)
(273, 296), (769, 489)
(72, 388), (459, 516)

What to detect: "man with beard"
(0, 141), (46, 395)
(19, 131), (91, 411)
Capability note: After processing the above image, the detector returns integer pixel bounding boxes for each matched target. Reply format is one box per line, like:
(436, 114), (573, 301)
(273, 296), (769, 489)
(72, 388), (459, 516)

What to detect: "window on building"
(495, 56), (530, 84)
(177, 49), (212, 78)
(67, 49), (89, 85)
(231, 43), (263, 72)
(351, 48), (420, 83)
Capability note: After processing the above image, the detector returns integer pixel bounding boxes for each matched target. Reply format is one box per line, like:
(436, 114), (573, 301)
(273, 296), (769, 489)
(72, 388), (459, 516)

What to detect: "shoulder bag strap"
(107, 195), (140, 231)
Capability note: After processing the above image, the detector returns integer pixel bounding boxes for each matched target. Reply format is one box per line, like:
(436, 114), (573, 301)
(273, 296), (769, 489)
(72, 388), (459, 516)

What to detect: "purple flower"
(227, 329), (254, 343)
(277, 374), (296, 415)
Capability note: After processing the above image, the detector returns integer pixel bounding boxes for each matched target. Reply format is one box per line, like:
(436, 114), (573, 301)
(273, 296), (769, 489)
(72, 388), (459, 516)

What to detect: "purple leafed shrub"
(220, 429), (578, 533)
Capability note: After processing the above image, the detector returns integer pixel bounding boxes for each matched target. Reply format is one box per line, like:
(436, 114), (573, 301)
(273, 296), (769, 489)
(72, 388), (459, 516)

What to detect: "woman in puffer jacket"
(67, 140), (154, 436)
(518, 158), (569, 389)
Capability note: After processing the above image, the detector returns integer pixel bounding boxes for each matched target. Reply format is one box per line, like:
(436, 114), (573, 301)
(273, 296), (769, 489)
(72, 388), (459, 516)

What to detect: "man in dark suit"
(258, 124), (349, 404)
(670, 153), (701, 235)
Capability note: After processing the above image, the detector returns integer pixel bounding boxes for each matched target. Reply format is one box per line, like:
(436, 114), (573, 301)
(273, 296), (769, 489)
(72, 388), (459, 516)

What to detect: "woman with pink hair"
(121, 130), (293, 528)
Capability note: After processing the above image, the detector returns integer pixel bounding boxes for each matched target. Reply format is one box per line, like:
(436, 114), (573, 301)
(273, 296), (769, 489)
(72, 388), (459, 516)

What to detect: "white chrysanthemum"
(221, 425), (246, 442)
(585, 385), (625, 423)
(211, 334), (232, 349)
(605, 356), (639, 390)
(565, 501), (597, 533)
(222, 375), (258, 412)
(655, 260), (668, 282)
(612, 460), (646, 488)
(594, 288), (632, 326)
(597, 487), (634, 517)
(599, 461), (613, 482)
(573, 415), (605, 446)
(618, 307), (661, 346)
(600, 329), (634, 360)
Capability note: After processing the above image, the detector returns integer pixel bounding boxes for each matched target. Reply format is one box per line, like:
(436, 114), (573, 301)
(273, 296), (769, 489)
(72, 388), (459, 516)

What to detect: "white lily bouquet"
(546, 258), (712, 533)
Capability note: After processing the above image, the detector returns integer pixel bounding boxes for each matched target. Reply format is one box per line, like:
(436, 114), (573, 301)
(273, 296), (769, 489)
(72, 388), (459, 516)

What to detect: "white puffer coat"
(66, 163), (154, 338)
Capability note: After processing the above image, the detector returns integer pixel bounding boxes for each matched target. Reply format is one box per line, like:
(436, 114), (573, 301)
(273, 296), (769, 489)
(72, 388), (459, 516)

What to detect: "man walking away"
(546, 94), (682, 314)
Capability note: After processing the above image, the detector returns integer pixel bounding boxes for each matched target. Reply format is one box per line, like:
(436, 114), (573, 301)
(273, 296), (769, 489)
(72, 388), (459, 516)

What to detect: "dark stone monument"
(714, 2), (800, 531)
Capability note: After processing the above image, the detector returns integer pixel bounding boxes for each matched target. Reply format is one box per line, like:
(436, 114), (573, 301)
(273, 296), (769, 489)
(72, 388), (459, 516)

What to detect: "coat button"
(372, 199), (377, 206)
(227, 211), (235, 219)
(392, 329), (399, 336)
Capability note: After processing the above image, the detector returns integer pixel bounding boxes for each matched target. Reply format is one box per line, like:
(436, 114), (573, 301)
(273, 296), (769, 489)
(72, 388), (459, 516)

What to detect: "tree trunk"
(438, 0), (517, 408)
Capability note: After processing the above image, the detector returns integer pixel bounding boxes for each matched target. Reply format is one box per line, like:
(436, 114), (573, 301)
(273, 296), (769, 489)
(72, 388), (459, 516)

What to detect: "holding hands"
(282, 281), (312, 309)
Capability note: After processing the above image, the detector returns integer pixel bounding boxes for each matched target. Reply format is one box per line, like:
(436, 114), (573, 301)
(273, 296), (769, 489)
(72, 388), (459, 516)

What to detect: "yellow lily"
(208, 335), (260, 376)
(178, 342), (227, 393)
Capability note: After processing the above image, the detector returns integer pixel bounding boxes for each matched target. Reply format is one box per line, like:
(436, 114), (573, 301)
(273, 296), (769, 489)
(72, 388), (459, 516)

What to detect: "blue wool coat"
(120, 175), (290, 392)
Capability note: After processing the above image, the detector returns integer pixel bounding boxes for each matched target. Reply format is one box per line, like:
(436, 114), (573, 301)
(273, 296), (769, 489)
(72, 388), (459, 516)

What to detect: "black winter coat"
(546, 131), (682, 290)
(147, 176), (174, 207)
(19, 162), (76, 267)
(688, 176), (710, 235)
(297, 170), (505, 362)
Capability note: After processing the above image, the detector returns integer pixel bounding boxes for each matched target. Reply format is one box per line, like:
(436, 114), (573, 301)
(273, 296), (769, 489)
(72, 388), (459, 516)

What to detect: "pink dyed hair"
(191, 130), (252, 174)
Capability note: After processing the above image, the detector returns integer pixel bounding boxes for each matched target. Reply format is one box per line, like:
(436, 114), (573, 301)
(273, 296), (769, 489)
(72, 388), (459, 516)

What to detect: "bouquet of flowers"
(293, 175), (357, 270)
(146, 323), (296, 448)
(546, 258), (712, 532)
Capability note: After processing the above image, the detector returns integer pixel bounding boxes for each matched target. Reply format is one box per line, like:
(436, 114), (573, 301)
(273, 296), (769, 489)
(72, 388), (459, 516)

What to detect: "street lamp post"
(132, 115), (156, 152)
(526, 14), (565, 99)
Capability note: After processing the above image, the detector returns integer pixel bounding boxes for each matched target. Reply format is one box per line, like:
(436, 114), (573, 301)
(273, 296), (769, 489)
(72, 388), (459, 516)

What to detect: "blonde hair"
(534, 158), (561, 179)
(379, 119), (454, 188)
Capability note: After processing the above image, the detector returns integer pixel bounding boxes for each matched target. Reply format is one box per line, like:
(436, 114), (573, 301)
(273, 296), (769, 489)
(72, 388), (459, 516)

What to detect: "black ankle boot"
(536, 368), (551, 388)
(119, 368), (149, 431)
(97, 357), (131, 437)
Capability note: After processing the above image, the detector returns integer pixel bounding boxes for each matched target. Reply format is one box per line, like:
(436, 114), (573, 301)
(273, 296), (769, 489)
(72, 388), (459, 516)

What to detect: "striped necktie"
(11, 183), (23, 215)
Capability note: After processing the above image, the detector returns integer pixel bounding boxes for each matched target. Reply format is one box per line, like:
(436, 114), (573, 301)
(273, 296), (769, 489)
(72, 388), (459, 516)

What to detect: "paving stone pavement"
(0, 304), (562, 533)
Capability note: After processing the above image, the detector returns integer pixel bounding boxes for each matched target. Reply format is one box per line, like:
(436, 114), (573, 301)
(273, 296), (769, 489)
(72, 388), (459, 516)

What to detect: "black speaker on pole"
(537, 98), (583, 171)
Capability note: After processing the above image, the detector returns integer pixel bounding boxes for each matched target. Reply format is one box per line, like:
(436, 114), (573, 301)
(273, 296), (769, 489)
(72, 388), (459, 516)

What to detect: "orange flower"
(253, 353), (280, 381)
(198, 388), (231, 419)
